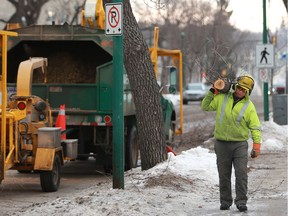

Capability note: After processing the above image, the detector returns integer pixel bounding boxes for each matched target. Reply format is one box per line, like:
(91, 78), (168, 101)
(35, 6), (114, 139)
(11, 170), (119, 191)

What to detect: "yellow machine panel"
(34, 148), (55, 170)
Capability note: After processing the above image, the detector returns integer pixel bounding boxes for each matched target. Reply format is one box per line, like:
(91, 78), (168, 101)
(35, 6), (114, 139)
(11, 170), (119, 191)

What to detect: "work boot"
(237, 204), (248, 212)
(220, 203), (230, 210)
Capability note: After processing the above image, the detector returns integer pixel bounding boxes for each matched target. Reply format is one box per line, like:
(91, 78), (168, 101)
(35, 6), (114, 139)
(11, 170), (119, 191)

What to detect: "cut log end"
(214, 79), (225, 90)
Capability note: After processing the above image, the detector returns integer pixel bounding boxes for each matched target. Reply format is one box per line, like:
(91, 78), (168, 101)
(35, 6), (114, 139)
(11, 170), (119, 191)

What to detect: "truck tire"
(40, 154), (61, 192)
(125, 126), (139, 170)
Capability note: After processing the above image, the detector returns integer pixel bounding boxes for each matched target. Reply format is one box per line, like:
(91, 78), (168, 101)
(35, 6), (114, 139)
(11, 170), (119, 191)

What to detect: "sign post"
(106, 1), (124, 189)
(262, 0), (269, 121)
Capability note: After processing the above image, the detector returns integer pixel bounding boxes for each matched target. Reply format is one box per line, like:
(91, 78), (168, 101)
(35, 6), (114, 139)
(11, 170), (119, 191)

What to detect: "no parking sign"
(259, 69), (268, 81)
(105, 3), (122, 36)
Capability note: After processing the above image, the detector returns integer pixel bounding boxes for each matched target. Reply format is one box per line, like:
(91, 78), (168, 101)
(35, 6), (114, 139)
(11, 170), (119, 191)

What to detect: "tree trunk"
(123, 0), (167, 170)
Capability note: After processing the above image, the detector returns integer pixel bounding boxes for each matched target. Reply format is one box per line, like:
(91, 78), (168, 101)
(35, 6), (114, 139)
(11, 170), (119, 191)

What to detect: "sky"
(8, 94), (288, 216)
(227, 0), (287, 33)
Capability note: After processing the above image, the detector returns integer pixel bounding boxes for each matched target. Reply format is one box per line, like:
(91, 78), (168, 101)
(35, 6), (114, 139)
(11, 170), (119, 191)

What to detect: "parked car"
(183, 83), (208, 104)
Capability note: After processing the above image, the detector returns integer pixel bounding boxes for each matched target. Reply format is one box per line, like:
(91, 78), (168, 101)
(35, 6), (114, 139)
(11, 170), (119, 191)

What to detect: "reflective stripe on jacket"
(201, 91), (261, 143)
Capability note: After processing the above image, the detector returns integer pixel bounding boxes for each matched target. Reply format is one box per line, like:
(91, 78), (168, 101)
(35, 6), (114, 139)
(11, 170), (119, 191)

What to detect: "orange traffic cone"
(56, 104), (66, 140)
(166, 145), (177, 156)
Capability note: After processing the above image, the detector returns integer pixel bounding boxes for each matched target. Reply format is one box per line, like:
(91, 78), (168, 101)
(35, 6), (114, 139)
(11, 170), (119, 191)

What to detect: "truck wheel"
(125, 126), (139, 170)
(40, 154), (61, 192)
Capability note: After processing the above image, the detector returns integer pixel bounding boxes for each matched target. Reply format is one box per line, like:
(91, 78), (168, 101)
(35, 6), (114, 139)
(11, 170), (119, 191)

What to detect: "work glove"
(209, 87), (219, 95)
(251, 143), (261, 158)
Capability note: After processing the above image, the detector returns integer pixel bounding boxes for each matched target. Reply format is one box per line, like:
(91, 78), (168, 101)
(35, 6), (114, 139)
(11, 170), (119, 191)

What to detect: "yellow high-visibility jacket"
(201, 91), (261, 143)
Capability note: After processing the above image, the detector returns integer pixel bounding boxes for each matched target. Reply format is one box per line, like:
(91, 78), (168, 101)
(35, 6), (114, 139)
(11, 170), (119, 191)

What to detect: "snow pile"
(260, 120), (288, 152)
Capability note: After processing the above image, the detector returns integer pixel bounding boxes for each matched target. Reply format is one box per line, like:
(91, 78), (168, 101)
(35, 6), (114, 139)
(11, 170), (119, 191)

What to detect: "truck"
(4, 23), (177, 172)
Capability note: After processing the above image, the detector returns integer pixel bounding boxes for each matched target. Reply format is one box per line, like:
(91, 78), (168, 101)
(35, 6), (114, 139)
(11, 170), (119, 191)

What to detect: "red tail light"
(17, 102), (26, 110)
(104, 115), (111, 123)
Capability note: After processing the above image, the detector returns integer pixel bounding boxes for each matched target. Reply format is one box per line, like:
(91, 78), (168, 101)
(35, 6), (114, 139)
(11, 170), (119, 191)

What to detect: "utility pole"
(263, 0), (269, 121)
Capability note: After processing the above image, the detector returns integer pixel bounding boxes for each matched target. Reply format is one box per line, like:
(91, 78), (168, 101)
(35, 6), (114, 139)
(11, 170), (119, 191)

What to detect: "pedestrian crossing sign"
(256, 44), (274, 68)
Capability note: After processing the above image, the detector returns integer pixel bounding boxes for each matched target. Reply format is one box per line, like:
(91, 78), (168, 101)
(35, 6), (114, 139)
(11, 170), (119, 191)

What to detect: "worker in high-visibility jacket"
(201, 74), (261, 213)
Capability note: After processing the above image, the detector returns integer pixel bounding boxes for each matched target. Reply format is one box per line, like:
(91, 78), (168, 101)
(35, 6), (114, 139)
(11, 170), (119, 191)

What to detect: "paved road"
(0, 159), (112, 215)
(247, 151), (287, 216)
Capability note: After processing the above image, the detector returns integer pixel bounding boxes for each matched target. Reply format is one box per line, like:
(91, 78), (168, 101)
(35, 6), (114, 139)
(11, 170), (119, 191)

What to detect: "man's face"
(235, 85), (247, 98)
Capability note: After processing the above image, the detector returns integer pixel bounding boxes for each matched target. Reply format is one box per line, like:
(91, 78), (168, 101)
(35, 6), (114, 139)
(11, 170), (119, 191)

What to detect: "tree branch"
(0, 19), (8, 24)
(70, 0), (87, 25)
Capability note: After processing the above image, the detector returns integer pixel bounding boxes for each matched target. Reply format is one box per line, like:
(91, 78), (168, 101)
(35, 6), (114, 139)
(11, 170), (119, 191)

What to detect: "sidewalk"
(247, 151), (287, 215)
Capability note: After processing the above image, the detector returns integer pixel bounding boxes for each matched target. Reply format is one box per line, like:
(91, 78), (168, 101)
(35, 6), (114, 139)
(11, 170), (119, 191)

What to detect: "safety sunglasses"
(237, 86), (247, 93)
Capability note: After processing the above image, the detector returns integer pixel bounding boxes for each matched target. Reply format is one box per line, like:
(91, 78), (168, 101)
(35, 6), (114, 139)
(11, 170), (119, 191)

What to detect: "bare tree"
(70, 0), (86, 24)
(43, 0), (85, 25)
(2, 0), (49, 29)
(136, 0), (253, 88)
(0, 0), (86, 28)
(135, 0), (216, 85)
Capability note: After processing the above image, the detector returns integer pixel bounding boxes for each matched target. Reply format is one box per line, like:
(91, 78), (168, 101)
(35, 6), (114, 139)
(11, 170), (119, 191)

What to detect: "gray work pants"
(214, 140), (248, 206)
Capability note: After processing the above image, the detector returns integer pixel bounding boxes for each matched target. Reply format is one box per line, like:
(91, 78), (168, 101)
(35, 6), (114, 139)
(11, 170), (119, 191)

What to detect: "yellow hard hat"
(237, 75), (254, 91)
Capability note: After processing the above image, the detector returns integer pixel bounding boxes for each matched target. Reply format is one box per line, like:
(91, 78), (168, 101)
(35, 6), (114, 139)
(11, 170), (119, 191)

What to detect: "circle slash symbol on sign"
(108, 6), (120, 28)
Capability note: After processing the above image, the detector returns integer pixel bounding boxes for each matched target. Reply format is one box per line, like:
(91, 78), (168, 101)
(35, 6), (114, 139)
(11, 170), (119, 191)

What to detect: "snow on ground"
(11, 116), (287, 216)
